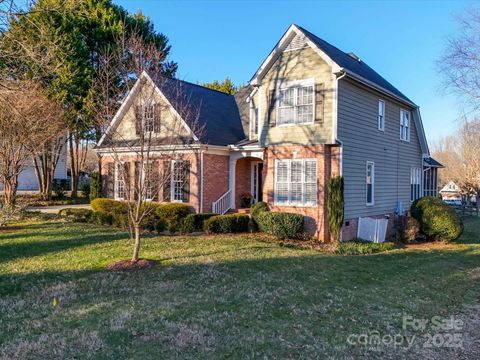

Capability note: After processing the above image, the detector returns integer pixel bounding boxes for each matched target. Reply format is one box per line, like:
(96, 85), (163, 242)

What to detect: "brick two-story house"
(95, 24), (441, 241)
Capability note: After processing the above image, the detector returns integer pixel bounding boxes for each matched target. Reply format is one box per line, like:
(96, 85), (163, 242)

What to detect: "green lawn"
(1, 217), (479, 359)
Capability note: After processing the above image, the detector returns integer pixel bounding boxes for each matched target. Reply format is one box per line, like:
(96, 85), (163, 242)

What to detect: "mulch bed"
(0, 226), (23, 232)
(107, 259), (157, 271)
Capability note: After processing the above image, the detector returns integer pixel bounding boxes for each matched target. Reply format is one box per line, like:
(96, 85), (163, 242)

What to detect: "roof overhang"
(249, 24), (341, 86)
(96, 71), (199, 148)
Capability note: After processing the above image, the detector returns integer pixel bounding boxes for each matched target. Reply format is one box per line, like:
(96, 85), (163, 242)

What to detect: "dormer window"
(277, 79), (314, 125)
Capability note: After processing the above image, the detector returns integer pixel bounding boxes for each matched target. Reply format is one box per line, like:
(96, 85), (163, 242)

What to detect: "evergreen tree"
(201, 78), (237, 94)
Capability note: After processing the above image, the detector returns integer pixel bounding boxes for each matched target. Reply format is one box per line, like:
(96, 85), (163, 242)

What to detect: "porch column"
(229, 158), (236, 209)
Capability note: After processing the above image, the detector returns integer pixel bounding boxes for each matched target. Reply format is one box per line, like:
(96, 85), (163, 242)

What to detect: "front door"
(251, 162), (263, 204)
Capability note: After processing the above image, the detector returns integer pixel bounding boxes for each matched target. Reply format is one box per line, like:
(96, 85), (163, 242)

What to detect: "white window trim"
(400, 108), (410, 142)
(366, 161), (375, 206)
(250, 161), (262, 204)
(275, 78), (315, 126)
(170, 159), (188, 203)
(274, 158), (317, 207)
(378, 99), (385, 131)
(249, 105), (259, 139)
(114, 162), (125, 201)
(410, 167), (422, 202)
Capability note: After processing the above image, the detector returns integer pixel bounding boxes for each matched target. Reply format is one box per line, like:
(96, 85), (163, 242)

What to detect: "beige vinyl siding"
(337, 78), (423, 219)
(259, 46), (334, 146)
(114, 82), (191, 141)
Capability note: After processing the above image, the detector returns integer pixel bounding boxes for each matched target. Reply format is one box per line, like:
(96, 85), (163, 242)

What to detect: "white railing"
(212, 190), (232, 214)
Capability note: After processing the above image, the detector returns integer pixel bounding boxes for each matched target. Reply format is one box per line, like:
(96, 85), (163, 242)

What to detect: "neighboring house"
(439, 181), (462, 202)
(95, 24), (441, 241)
(0, 146), (68, 192)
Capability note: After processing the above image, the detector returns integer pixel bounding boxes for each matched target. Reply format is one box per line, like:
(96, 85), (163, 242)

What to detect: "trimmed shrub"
(179, 213), (218, 233)
(395, 216), (421, 243)
(327, 176), (344, 243)
(251, 201), (269, 224)
(203, 214), (250, 233)
(80, 181), (90, 199)
(58, 208), (93, 223)
(155, 203), (192, 232)
(89, 172), (102, 201)
(139, 202), (164, 231)
(90, 198), (129, 229)
(91, 211), (113, 226)
(91, 198), (128, 214)
(411, 196), (463, 242)
(256, 211), (304, 240)
(336, 239), (395, 255)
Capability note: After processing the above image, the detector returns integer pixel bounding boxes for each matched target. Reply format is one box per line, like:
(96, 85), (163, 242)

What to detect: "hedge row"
(203, 214), (250, 234)
(61, 198), (305, 240)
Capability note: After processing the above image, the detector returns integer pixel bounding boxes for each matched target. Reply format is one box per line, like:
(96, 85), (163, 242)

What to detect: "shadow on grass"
(0, 222), (128, 264)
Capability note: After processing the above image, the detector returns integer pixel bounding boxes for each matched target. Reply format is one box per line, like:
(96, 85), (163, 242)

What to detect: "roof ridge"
(163, 76), (235, 97)
(296, 25), (357, 62)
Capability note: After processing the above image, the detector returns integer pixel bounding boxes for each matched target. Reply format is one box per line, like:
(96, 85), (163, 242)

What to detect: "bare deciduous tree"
(0, 80), (65, 205)
(94, 30), (203, 263)
(439, 8), (480, 111)
(432, 118), (480, 200)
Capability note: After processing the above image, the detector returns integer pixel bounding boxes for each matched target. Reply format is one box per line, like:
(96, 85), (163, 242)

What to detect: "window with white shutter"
(274, 159), (317, 206)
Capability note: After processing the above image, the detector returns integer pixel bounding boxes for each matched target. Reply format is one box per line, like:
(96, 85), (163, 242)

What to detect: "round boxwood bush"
(203, 214), (250, 234)
(411, 196), (463, 242)
(58, 208), (93, 223)
(179, 213), (218, 233)
(251, 201), (269, 223)
(256, 211), (304, 240)
(155, 203), (192, 232)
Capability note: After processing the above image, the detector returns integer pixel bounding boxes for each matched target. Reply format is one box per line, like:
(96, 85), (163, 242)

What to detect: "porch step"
(226, 208), (251, 214)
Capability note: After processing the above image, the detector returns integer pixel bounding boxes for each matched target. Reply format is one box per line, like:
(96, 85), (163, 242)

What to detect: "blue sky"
(117, 0), (475, 143)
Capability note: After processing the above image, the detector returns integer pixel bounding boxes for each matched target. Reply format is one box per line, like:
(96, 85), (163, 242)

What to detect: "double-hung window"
(277, 80), (314, 125)
(366, 161), (375, 206)
(400, 109), (410, 141)
(115, 162), (129, 200)
(378, 100), (385, 131)
(163, 160), (190, 203)
(411, 167), (422, 201)
(143, 104), (155, 133)
(275, 159), (317, 206)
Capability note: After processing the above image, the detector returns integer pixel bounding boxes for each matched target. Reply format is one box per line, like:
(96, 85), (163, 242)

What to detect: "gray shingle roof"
(297, 25), (414, 105)
(155, 77), (246, 146)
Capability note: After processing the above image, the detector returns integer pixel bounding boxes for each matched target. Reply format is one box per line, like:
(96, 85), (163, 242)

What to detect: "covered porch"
(212, 146), (264, 214)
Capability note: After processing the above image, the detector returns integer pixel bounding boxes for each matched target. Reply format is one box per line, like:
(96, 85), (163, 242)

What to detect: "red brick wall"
(202, 153), (229, 213)
(100, 152), (202, 212)
(262, 144), (340, 242)
(234, 157), (254, 208)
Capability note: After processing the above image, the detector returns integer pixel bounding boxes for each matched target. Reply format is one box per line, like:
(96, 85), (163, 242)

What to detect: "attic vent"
(284, 33), (308, 51)
(347, 52), (361, 62)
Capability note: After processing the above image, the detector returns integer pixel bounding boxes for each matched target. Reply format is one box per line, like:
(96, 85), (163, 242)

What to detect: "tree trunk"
(131, 224), (141, 262)
(69, 135), (78, 198)
(3, 178), (17, 206)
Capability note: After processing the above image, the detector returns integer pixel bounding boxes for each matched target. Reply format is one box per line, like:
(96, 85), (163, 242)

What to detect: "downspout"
(199, 148), (204, 213)
(334, 70), (347, 242)
(334, 70), (347, 176)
